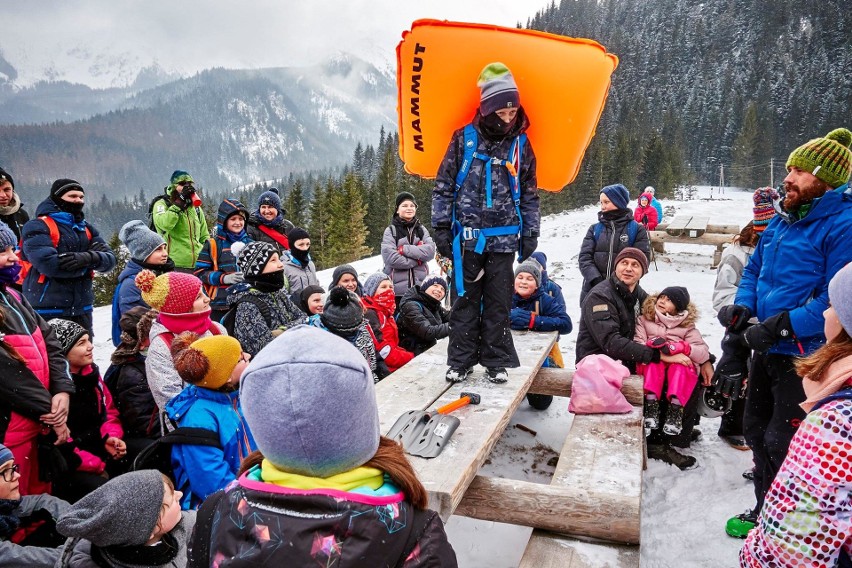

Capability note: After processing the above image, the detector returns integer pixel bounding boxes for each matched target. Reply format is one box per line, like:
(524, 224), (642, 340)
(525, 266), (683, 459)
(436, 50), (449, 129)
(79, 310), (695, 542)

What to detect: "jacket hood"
(400, 284), (441, 310)
(778, 183), (851, 225)
(513, 287), (545, 305)
(216, 199), (249, 229)
(165, 383), (239, 421)
(642, 293), (698, 327)
(35, 197), (69, 217)
(117, 259), (144, 285)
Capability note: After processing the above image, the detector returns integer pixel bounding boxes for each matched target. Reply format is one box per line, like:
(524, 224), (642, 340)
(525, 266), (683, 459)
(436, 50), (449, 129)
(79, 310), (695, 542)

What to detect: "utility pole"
(719, 163), (725, 192)
(770, 158), (774, 187)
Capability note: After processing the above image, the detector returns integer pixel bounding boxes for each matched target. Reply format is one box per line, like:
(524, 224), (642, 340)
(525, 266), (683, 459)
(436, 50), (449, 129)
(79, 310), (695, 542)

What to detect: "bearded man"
(717, 128), (852, 537)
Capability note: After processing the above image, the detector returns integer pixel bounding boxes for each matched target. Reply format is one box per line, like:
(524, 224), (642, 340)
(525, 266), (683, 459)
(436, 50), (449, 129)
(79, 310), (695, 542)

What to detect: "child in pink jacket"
(634, 286), (709, 436)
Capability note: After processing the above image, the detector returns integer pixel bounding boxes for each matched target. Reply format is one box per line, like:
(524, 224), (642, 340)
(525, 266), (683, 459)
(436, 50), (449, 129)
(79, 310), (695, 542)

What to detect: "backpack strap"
(593, 220), (639, 246)
(241, 294), (272, 328)
(257, 224), (289, 249)
(158, 426), (221, 447)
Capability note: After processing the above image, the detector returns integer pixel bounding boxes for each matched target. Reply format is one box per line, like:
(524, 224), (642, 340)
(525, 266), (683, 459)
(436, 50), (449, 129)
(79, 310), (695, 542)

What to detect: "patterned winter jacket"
(151, 190), (209, 270)
(397, 286), (450, 355)
(735, 183), (852, 356)
(741, 386), (852, 567)
(165, 386), (256, 510)
(578, 208), (650, 303)
(633, 295), (710, 367)
(21, 199), (116, 319)
(432, 110), (540, 253)
(226, 284), (306, 357)
(0, 286), (74, 446)
(381, 216), (436, 297)
(188, 469), (458, 567)
(194, 200), (252, 312)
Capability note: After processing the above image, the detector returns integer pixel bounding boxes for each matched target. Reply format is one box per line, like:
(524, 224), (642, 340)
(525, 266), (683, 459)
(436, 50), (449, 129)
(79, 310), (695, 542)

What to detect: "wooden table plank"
(378, 330), (557, 520)
(664, 215), (691, 236)
(684, 215), (710, 237)
(519, 535), (640, 568)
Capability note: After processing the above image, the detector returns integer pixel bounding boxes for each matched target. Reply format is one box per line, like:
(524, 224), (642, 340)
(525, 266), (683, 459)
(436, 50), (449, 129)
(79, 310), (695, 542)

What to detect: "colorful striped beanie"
(786, 128), (852, 189)
(752, 187), (778, 232)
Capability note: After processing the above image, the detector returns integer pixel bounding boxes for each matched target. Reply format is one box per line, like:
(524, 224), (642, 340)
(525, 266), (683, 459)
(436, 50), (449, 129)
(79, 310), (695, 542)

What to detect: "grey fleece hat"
(362, 272), (391, 297)
(514, 261), (542, 288)
(240, 325), (380, 478)
(119, 220), (166, 263)
(57, 470), (165, 546)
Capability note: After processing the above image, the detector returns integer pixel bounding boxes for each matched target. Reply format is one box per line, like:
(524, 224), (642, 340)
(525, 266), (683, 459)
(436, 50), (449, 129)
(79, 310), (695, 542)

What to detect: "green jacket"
(151, 192), (209, 269)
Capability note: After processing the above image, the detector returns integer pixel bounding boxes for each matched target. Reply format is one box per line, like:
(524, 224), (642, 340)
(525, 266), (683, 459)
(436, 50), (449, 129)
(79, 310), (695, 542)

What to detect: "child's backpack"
(132, 427), (220, 483)
(220, 294), (272, 333)
(592, 219), (640, 247)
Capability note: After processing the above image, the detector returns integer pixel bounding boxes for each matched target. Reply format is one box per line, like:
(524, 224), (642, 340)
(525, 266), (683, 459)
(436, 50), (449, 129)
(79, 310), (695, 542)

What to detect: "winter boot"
(486, 367), (508, 383)
(663, 403), (684, 436)
(647, 443), (697, 471)
(643, 396), (660, 430)
(720, 435), (749, 451)
(742, 467), (755, 481)
(526, 394), (553, 410)
(446, 367), (471, 383)
(725, 509), (757, 538)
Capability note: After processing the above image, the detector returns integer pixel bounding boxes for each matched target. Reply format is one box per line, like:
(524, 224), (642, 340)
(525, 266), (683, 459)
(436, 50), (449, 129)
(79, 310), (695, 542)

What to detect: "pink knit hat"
(135, 270), (203, 314)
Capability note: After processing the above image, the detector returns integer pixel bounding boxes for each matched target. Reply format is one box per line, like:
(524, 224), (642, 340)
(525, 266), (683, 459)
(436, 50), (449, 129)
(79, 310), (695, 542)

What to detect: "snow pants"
(643, 361), (698, 405)
(743, 352), (805, 514)
(447, 251), (519, 369)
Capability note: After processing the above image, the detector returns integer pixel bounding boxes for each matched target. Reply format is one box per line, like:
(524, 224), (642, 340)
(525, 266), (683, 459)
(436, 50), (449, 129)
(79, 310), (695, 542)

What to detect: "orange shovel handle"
(436, 396), (471, 415)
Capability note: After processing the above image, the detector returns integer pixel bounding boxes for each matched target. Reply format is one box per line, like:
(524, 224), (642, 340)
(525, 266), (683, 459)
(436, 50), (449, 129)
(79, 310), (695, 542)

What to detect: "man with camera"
(151, 170), (209, 272)
(718, 128), (852, 538)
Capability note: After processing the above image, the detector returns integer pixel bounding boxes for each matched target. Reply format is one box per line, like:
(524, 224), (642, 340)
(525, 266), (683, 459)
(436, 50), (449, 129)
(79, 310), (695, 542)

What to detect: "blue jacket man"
(719, 128), (852, 537)
(432, 62), (540, 384)
(22, 179), (116, 337)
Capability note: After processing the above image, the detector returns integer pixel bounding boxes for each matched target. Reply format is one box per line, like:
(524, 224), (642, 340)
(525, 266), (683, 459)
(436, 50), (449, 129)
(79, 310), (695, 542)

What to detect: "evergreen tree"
(307, 179), (332, 268)
(324, 172), (371, 266)
(286, 179), (308, 229)
(730, 102), (768, 188)
(93, 232), (127, 307)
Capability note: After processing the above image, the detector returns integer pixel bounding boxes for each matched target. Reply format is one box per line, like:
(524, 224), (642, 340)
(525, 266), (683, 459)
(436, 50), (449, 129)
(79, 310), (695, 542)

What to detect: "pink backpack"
(568, 354), (633, 414)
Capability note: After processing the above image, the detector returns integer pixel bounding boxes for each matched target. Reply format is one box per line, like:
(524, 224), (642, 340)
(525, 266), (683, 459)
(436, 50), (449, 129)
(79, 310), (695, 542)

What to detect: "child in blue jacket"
(165, 332), (256, 509)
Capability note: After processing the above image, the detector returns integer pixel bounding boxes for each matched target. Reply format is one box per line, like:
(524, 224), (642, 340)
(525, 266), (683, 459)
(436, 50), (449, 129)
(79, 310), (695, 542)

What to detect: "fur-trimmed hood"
(642, 293), (699, 328)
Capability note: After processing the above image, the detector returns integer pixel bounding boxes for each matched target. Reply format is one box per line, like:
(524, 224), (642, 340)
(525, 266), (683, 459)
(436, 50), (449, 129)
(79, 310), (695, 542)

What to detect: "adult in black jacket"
(0, 167), (29, 242)
(578, 184), (650, 306)
(398, 276), (451, 355)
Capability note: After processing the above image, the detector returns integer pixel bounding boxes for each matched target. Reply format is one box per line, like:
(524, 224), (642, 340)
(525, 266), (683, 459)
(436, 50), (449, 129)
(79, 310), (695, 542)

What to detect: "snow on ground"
(90, 185), (756, 567)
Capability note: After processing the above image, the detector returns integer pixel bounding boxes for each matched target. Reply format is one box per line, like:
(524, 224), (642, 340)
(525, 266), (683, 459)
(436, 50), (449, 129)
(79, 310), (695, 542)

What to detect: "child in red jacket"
(48, 319), (125, 503)
(361, 273), (413, 376)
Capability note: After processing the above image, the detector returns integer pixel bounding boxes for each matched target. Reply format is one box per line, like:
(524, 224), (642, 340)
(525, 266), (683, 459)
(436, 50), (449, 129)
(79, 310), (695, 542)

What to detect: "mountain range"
(0, 54), (396, 204)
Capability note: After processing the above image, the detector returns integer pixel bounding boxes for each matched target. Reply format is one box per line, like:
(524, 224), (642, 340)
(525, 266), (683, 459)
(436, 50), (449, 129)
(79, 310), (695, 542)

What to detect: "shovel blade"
(386, 410), (432, 449)
(406, 414), (461, 458)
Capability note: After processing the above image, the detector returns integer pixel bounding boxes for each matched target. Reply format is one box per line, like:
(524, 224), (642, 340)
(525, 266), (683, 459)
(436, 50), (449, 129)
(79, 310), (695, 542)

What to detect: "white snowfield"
(91, 185), (755, 567)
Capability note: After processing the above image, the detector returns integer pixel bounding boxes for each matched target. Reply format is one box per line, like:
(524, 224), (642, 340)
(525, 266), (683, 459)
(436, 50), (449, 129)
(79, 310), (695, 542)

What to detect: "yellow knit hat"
(171, 333), (243, 390)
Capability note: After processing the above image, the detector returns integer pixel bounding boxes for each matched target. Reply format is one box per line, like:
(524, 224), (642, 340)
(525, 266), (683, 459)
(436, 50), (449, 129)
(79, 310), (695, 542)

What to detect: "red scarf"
(158, 309), (216, 336)
(365, 289), (397, 317)
(257, 225), (289, 249)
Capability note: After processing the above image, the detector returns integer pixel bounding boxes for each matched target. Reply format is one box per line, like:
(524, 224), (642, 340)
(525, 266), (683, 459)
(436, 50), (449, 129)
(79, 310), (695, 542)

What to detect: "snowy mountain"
(89, 185), (754, 567)
(0, 55), (396, 202)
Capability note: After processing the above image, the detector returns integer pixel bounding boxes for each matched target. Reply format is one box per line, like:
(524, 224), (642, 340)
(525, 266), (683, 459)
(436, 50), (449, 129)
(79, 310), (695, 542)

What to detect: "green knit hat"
(167, 170), (194, 193)
(786, 128), (852, 189)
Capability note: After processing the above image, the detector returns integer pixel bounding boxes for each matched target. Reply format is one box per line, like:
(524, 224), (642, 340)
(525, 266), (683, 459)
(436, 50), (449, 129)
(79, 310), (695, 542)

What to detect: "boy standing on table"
(432, 62), (540, 384)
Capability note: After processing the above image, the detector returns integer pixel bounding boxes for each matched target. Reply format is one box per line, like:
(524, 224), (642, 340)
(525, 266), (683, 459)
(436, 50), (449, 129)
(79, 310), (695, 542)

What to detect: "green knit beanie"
(786, 128), (852, 188)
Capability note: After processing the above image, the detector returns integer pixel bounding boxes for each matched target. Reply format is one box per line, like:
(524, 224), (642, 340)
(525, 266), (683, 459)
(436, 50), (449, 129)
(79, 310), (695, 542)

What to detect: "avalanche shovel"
(386, 392), (481, 458)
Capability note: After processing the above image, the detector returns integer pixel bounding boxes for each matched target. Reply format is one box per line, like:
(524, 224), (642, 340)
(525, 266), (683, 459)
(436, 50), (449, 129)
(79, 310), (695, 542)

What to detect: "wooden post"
(529, 368), (644, 406)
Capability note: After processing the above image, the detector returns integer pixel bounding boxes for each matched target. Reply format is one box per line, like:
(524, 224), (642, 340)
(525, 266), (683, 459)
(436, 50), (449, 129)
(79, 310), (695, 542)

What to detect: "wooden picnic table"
(375, 330), (557, 520)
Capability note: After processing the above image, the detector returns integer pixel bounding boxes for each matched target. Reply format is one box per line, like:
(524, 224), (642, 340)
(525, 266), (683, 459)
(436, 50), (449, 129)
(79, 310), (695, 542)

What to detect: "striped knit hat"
(478, 62), (520, 117)
(752, 187), (778, 232)
(135, 270), (202, 314)
(786, 128), (852, 189)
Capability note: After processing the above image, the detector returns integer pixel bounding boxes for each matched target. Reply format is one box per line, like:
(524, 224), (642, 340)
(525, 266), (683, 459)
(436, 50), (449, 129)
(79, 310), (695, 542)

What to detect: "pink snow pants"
(642, 361), (698, 406)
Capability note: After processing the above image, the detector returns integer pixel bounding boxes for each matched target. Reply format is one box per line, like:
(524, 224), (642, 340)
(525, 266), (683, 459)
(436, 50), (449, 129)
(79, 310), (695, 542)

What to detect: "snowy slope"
(90, 185), (756, 567)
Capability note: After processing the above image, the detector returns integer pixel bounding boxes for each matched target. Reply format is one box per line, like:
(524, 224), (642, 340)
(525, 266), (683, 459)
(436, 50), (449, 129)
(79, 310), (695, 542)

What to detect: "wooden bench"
(651, 217), (739, 267)
(375, 330), (557, 520)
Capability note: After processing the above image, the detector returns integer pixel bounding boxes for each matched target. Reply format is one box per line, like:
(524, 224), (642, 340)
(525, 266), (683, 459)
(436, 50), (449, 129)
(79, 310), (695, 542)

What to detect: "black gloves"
(180, 185), (196, 203)
(88, 240), (111, 254)
(742, 311), (793, 353)
(519, 236), (538, 262)
(433, 227), (453, 259)
(712, 330), (751, 400)
(58, 252), (97, 272)
(717, 304), (751, 331)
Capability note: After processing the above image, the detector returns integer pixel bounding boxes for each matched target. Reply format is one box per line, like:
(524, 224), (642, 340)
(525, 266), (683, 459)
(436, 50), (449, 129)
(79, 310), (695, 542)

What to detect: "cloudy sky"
(1, 1), (548, 88)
